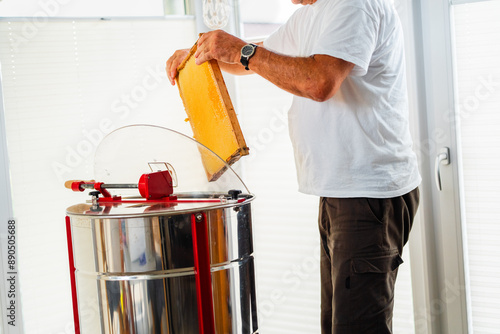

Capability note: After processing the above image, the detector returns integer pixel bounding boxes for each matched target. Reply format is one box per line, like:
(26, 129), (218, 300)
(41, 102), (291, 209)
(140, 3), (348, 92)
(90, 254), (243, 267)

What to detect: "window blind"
(453, 2), (500, 333)
(0, 18), (196, 333)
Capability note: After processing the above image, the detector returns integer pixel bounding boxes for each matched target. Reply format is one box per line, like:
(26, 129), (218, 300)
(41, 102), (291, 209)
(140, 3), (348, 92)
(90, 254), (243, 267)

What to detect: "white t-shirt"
(264, 0), (421, 198)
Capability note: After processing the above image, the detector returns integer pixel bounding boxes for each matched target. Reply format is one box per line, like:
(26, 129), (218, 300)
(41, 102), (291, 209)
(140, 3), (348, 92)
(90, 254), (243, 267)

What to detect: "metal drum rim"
(66, 193), (255, 218)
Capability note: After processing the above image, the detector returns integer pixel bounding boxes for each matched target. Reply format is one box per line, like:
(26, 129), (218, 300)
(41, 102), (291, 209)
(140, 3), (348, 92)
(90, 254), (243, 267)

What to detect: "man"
(166, 0), (421, 333)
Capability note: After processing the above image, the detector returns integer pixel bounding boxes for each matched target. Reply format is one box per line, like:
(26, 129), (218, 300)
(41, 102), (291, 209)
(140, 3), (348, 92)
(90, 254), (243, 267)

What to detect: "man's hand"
(165, 30), (245, 85)
(166, 48), (189, 85)
(194, 30), (246, 66)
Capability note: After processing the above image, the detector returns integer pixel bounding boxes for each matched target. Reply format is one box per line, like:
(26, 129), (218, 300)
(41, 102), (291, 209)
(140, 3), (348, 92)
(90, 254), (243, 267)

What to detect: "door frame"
(410, 0), (471, 333)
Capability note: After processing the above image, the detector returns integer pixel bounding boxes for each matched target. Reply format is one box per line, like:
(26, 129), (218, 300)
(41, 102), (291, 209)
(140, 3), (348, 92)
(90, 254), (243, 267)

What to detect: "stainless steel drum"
(65, 126), (259, 334)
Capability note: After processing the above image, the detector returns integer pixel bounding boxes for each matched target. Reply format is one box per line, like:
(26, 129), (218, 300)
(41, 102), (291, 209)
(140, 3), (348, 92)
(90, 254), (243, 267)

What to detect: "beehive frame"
(176, 41), (249, 181)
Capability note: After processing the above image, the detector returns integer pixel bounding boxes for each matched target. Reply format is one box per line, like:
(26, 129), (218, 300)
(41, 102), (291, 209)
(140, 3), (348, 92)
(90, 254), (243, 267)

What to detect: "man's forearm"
(190, 30), (354, 101)
(218, 62), (255, 76)
(246, 47), (354, 102)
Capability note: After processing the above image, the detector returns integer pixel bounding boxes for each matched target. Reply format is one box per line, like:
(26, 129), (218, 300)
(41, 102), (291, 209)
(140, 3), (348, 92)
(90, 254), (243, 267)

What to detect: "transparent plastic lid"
(93, 125), (250, 197)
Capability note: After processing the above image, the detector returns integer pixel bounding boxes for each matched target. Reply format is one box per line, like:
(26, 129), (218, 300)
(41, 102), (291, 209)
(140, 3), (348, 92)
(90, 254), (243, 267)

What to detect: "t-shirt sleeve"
(313, 5), (378, 77)
(264, 10), (300, 56)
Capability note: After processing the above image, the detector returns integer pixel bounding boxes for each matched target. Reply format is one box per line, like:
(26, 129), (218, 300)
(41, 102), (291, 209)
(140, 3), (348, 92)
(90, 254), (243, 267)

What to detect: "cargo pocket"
(345, 252), (404, 322)
(351, 252), (403, 275)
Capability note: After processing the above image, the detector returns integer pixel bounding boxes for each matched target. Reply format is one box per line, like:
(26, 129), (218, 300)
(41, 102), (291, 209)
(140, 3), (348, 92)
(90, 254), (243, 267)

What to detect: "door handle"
(435, 147), (450, 191)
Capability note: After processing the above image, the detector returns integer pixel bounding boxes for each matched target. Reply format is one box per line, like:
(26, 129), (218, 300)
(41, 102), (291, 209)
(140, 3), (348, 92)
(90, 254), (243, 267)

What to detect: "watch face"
(242, 45), (255, 57)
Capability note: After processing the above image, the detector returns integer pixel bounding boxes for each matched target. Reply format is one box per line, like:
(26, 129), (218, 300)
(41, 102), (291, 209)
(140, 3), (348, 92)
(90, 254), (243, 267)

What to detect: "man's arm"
(247, 49), (354, 102)
(166, 30), (354, 102)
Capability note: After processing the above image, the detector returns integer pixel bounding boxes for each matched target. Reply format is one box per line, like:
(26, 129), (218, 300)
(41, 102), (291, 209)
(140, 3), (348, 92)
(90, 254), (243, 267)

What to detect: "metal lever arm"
(435, 147), (450, 191)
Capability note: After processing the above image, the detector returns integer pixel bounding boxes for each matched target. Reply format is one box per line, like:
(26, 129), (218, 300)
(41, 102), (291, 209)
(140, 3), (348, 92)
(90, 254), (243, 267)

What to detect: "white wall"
(239, 0), (297, 23)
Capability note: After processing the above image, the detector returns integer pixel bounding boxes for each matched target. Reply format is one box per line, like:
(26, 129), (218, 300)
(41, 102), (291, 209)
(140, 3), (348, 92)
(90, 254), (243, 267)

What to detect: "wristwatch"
(240, 44), (258, 70)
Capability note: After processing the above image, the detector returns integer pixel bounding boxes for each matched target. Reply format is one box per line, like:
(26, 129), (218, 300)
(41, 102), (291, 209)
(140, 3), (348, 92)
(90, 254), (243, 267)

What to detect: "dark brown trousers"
(318, 187), (419, 334)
